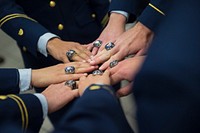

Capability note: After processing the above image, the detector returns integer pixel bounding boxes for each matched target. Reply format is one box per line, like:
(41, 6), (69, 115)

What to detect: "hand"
(31, 62), (98, 88)
(86, 13), (126, 55)
(47, 38), (92, 63)
(78, 70), (111, 96)
(109, 56), (146, 97)
(42, 82), (79, 113)
(90, 22), (153, 70)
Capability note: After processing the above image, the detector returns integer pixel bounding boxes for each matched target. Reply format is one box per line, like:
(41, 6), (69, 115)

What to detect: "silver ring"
(65, 80), (77, 89)
(105, 42), (115, 51)
(92, 70), (103, 76)
(65, 66), (75, 74)
(66, 50), (76, 61)
(93, 40), (102, 48)
(110, 60), (118, 68)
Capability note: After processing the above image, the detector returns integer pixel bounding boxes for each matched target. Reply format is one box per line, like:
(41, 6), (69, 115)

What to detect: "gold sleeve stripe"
(149, 3), (165, 16)
(9, 94), (29, 132)
(0, 13), (23, 23)
(7, 95), (25, 132)
(0, 14), (37, 27)
(101, 14), (109, 27)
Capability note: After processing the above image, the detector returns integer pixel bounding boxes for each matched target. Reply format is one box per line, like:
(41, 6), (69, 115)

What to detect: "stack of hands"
(35, 13), (154, 114)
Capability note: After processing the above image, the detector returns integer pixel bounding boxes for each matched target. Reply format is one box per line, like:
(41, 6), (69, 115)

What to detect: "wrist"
(109, 13), (126, 27)
(46, 38), (61, 55)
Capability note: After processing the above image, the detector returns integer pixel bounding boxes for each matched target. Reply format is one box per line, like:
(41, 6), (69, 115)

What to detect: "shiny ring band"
(105, 42), (115, 51)
(65, 80), (77, 89)
(66, 50), (76, 61)
(93, 40), (102, 48)
(92, 70), (103, 76)
(65, 66), (75, 74)
(110, 60), (119, 68)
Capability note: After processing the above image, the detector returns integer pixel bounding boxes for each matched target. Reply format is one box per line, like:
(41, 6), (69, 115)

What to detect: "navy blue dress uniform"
(0, 94), (43, 133)
(56, 84), (134, 133)
(109, 0), (148, 22)
(0, 0), (109, 69)
(133, 0), (200, 133)
(0, 69), (44, 132)
(0, 69), (20, 94)
(0, 84), (134, 133)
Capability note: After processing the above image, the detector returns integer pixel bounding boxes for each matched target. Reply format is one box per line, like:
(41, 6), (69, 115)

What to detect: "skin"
(41, 82), (79, 113)
(31, 62), (98, 88)
(109, 56), (146, 97)
(90, 22), (154, 70)
(86, 13), (126, 56)
(47, 38), (92, 63)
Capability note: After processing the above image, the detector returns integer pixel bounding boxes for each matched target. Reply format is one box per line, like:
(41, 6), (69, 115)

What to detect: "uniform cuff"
(37, 32), (59, 57)
(18, 69), (32, 92)
(34, 93), (48, 119)
(111, 10), (129, 21)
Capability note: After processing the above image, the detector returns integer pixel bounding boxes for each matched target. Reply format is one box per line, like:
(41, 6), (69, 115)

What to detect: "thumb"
(116, 81), (133, 97)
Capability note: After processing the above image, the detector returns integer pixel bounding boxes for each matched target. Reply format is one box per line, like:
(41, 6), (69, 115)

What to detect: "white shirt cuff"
(111, 11), (129, 21)
(37, 32), (59, 57)
(34, 93), (48, 119)
(18, 69), (32, 92)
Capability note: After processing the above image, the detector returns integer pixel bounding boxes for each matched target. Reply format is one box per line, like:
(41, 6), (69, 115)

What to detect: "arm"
(0, 69), (20, 94)
(57, 84), (133, 133)
(0, 94), (43, 132)
(0, 0), (48, 57)
(0, 82), (79, 132)
(137, 0), (170, 31)
(0, 62), (96, 94)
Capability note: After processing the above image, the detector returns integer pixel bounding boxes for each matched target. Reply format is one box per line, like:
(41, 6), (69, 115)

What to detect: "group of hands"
(33, 14), (154, 113)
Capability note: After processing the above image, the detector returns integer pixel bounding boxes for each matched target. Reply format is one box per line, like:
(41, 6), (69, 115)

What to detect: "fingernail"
(82, 60), (86, 62)
(99, 66), (103, 70)
(84, 73), (88, 76)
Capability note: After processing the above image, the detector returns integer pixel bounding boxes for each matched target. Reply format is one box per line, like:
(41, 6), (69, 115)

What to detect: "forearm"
(0, 94), (44, 132)
(137, 0), (170, 31)
(0, 0), (49, 57)
(57, 84), (133, 132)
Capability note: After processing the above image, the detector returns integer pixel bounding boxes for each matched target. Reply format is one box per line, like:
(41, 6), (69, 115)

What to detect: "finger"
(76, 66), (97, 73)
(90, 49), (111, 65)
(87, 43), (94, 51)
(99, 53), (121, 70)
(75, 48), (92, 61)
(80, 46), (93, 57)
(71, 53), (86, 62)
(62, 56), (70, 63)
(72, 89), (80, 97)
(92, 47), (99, 55)
(103, 69), (110, 76)
(116, 82), (133, 97)
(65, 73), (88, 81)
(79, 75), (87, 81)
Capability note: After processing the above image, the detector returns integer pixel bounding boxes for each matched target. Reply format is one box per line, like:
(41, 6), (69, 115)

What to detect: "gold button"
(91, 13), (96, 18)
(50, 1), (56, 7)
(18, 28), (24, 36)
(58, 24), (64, 30)
(22, 46), (27, 52)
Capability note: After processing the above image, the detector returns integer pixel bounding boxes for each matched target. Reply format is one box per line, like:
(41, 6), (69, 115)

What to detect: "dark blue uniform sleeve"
(0, 0), (49, 57)
(138, 0), (171, 31)
(109, 0), (149, 22)
(56, 84), (134, 133)
(0, 68), (20, 94)
(0, 94), (44, 132)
